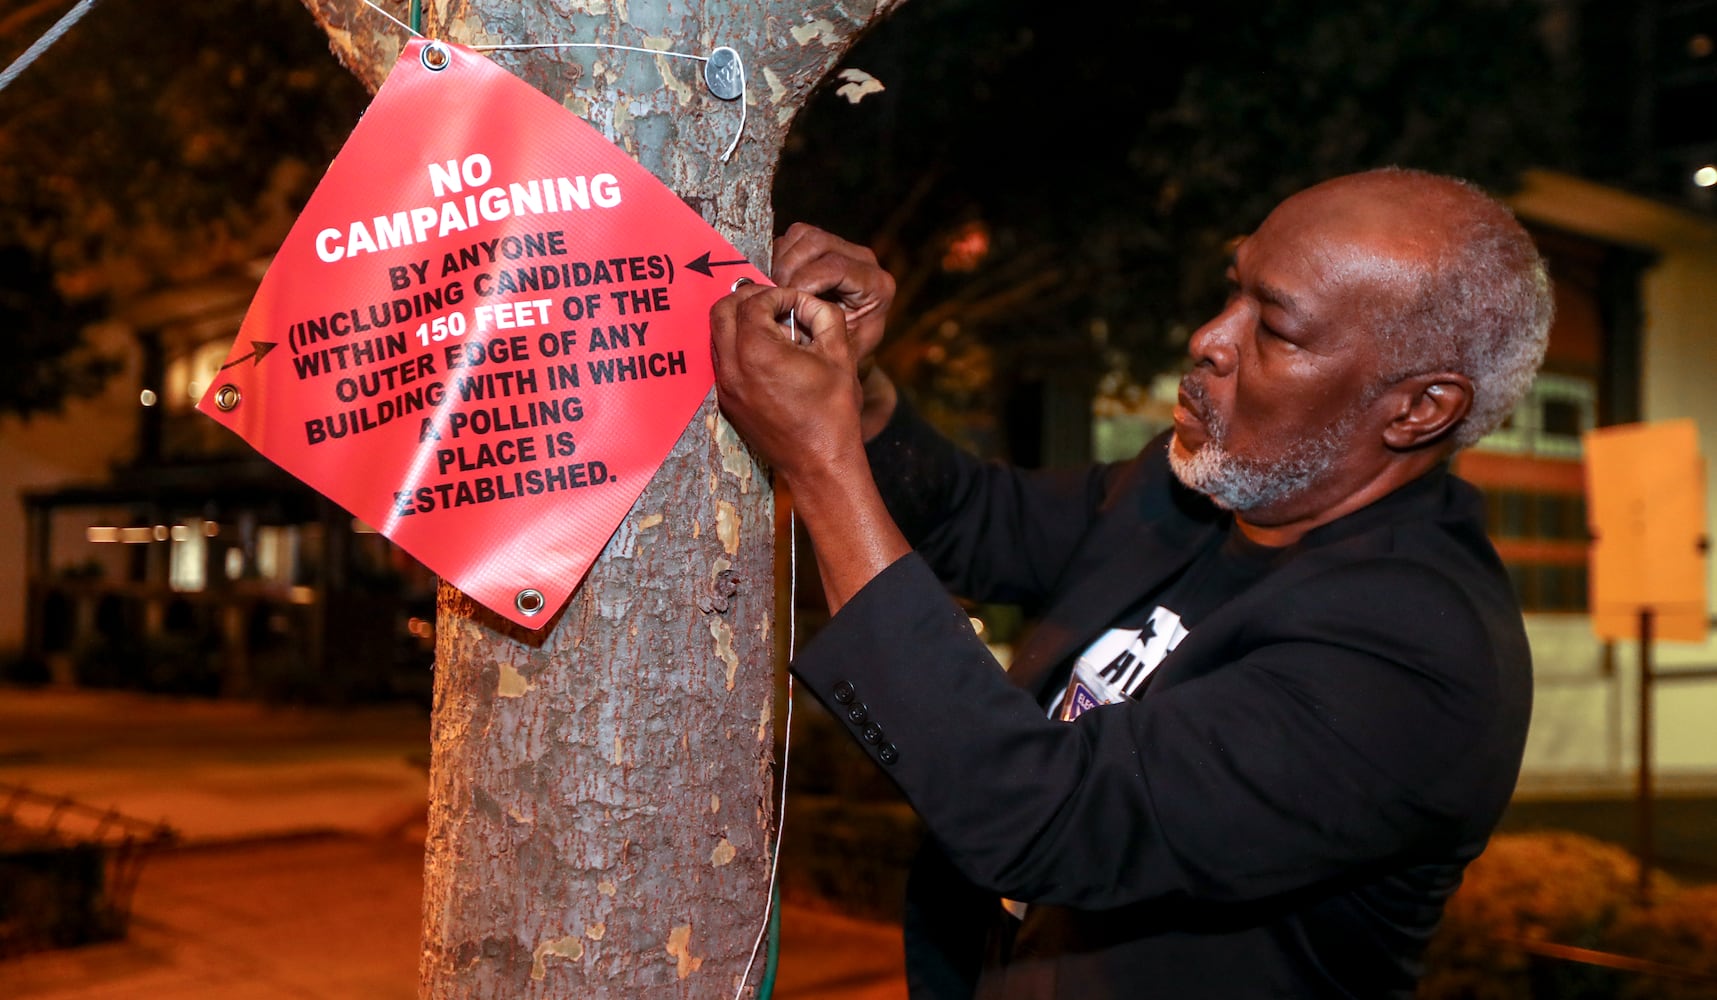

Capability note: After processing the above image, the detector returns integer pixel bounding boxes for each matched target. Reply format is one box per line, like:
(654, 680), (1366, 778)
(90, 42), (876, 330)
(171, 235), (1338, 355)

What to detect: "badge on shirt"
(1051, 606), (1189, 721)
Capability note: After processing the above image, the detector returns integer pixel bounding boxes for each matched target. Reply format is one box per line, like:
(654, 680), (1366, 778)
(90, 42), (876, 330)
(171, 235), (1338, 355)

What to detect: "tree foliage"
(775, 0), (1573, 438)
(0, 244), (110, 420)
(0, 0), (368, 417)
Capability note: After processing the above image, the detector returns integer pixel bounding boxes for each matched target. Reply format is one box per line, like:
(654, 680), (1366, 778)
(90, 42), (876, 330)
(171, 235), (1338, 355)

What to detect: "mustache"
(1177, 373), (1226, 442)
(1178, 374), (1213, 424)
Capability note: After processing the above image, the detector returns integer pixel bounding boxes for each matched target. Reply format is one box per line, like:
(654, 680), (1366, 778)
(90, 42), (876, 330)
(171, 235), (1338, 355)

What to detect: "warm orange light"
(941, 221), (991, 272)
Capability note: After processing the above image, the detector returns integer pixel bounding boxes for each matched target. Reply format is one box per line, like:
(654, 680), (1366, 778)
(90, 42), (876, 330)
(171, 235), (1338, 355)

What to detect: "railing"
(1632, 608), (1717, 898)
(1518, 937), (1717, 995)
(0, 781), (178, 954)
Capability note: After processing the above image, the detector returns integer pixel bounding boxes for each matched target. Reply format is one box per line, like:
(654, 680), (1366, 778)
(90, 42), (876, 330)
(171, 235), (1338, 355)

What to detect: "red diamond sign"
(197, 39), (766, 629)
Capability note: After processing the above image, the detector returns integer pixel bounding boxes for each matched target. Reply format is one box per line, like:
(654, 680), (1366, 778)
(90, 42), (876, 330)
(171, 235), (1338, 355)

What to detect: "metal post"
(1636, 606), (1655, 902)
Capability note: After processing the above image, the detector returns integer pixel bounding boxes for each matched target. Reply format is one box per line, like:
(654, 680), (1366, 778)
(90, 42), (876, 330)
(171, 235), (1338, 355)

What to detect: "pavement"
(0, 688), (907, 999)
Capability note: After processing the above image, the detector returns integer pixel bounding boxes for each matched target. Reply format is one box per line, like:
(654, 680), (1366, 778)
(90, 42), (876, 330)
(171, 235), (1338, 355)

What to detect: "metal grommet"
(704, 46), (743, 101)
(421, 42), (452, 72)
(730, 277), (754, 292)
(214, 385), (241, 411)
(515, 588), (546, 616)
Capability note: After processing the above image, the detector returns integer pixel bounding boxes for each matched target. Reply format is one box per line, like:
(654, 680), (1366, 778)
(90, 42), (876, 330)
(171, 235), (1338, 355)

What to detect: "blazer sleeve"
(791, 552), (1525, 911)
(864, 396), (1124, 607)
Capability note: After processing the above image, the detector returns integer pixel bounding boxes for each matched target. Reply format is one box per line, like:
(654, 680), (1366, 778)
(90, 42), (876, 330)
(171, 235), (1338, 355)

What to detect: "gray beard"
(1167, 416), (1351, 513)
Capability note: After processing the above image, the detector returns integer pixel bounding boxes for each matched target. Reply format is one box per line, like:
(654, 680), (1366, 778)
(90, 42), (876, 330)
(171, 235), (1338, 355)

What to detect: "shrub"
(1421, 832), (1716, 999)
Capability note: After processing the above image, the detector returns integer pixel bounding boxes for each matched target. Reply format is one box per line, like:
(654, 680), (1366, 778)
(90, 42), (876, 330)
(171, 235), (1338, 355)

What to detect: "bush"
(1609, 885), (1717, 1000)
(1421, 832), (1716, 999)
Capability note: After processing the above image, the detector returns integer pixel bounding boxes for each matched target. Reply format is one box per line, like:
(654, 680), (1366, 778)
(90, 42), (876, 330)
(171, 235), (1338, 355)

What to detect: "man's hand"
(710, 284), (863, 488)
(772, 223), (896, 361)
(711, 282), (911, 614)
(772, 223), (900, 438)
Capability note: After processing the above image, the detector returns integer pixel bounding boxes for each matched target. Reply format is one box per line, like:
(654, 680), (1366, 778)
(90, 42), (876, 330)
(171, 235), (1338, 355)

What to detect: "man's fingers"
(776, 253), (863, 305)
(710, 280), (775, 334)
(773, 222), (860, 278)
(714, 285), (847, 362)
(734, 287), (847, 355)
(783, 292), (848, 356)
(709, 281), (776, 365)
(773, 223), (880, 292)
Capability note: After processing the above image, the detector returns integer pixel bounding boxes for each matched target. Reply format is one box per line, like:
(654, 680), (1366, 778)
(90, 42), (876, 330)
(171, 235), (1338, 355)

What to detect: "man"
(710, 168), (1551, 998)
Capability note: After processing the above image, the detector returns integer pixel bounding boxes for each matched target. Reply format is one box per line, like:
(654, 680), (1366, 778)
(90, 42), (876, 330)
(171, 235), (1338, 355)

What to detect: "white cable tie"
(474, 41), (705, 62)
(478, 41), (745, 163)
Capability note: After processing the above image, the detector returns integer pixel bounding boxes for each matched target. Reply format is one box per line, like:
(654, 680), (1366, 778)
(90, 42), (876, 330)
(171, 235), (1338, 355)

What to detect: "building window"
(164, 340), (231, 413)
(1459, 373), (1596, 614)
(1477, 372), (1596, 459)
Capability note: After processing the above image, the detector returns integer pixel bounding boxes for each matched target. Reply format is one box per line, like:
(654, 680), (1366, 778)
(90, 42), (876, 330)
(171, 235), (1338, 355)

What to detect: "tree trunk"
(297, 0), (903, 995)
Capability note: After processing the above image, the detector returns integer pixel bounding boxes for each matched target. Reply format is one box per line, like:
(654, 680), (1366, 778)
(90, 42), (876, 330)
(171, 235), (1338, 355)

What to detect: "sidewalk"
(0, 688), (431, 843)
(0, 687), (905, 999)
(8, 686), (1711, 998)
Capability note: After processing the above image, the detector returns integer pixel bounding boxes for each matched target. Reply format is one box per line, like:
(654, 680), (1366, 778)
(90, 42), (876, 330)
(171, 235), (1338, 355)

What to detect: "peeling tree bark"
(296, 0), (904, 996)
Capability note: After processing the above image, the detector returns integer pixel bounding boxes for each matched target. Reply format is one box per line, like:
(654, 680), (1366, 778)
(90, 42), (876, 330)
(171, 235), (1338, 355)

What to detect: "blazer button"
(846, 702), (869, 725)
(862, 722), (885, 745)
(878, 743), (899, 765)
(833, 680), (856, 705)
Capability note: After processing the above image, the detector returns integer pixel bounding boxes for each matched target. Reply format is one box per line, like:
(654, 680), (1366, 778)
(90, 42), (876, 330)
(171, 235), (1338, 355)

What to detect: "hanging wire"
(472, 41), (747, 162)
(0, 0), (100, 95)
(735, 309), (800, 999)
(359, 0), (419, 37)
(356, 1), (747, 162)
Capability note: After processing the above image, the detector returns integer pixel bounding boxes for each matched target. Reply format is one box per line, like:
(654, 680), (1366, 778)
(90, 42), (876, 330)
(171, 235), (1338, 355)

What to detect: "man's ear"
(1382, 373), (1473, 451)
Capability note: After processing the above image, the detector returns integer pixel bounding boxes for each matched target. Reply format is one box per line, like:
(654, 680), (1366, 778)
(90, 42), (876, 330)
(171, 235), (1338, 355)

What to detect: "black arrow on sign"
(685, 251), (750, 277)
(219, 341), (277, 370)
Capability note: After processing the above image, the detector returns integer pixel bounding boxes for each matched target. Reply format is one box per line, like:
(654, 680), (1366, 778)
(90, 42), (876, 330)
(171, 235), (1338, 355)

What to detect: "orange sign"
(197, 39), (766, 629)
(1586, 419), (1709, 641)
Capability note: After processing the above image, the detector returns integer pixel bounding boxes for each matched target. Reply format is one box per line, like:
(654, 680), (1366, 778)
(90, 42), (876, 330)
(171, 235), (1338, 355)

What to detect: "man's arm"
(710, 283), (906, 614)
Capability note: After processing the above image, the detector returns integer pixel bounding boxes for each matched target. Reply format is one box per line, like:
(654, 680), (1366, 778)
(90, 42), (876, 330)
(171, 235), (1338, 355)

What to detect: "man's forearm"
(788, 460), (911, 615)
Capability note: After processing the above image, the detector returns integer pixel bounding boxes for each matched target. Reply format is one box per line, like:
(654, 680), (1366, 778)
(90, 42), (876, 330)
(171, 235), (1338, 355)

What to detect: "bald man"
(712, 169), (1551, 998)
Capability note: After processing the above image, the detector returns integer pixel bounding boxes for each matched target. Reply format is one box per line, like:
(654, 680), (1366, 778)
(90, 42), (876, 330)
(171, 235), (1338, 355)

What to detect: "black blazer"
(790, 401), (1533, 998)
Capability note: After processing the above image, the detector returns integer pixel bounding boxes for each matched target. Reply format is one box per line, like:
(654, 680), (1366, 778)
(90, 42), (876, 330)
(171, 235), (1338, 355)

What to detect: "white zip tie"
(0, 0), (99, 95)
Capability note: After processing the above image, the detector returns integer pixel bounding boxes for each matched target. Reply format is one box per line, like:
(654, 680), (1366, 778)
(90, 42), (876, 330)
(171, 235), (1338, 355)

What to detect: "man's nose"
(1187, 307), (1241, 376)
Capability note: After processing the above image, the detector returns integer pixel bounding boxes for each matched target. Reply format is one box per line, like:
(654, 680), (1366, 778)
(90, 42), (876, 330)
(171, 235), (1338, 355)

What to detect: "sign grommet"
(421, 42), (452, 72)
(515, 589), (546, 616)
(214, 385), (241, 411)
